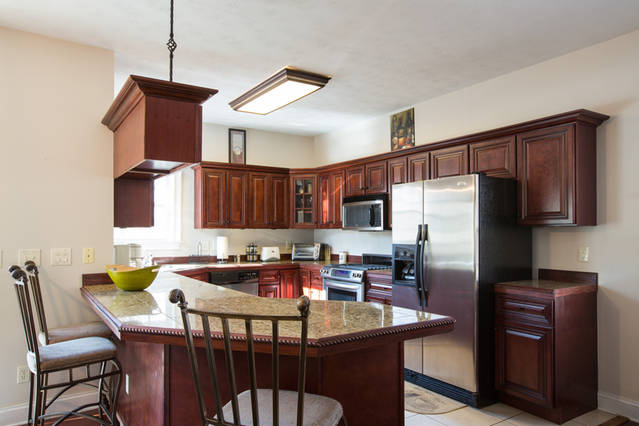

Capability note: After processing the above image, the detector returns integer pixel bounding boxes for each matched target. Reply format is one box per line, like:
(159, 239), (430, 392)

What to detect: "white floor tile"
(406, 414), (447, 425)
(429, 406), (504, 426)
(570, 409), (616, 426)
(406, 410), (419, 419)
(478, 403), (522, 421)
(504, 412), (585, 426)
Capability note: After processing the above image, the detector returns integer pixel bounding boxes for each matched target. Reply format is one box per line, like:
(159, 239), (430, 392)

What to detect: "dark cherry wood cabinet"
(290, 174), (317, 228)
(318, 169), (345, 229)
(114, 176), (154, 228)
(249, 173), (269, 228)
(318, 174), (331, 228)
(430, 145), (468, 178)
(387, 158), (407, 228)
(470, 136), (516, 179)
(495, 269), (598, 424)
(270, 174), (289, 228)
(407, 152), (429, 182)
(258, 284), (279, 298)
(226, 171), (249, 228)
(300, 266), (324, 300)
(517, 123), (599, 226)
(365, 160), (388, 194)
(279, 269), (300, 299)
(365, 271), (393, 305)
(345, 165), (366, 197)
(194, 168), (226, 228)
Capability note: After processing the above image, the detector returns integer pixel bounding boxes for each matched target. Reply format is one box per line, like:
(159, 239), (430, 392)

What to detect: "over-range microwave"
(342, 194), (387, 231)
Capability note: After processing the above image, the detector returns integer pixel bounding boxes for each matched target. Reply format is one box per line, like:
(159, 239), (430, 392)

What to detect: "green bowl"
(106, 265), (159, 291)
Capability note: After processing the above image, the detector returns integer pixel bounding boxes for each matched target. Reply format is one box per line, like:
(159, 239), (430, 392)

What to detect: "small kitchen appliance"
(260, 247), (280, 262)
(320, 253), (391, 302)
(216, 236), (229, 263)
(342, 194), (387, 231)
(209, 270), (259, 295)
(291, 243), (322, 261)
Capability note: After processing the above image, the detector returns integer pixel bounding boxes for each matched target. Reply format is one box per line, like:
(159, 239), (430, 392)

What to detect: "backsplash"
(314, 229), (392, 256)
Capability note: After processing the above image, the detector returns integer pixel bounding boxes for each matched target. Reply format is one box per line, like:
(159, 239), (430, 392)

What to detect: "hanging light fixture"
(229, 67), (331, 115)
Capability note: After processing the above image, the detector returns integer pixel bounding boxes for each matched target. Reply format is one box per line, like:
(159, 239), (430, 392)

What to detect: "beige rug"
(405, 381), (467, 415)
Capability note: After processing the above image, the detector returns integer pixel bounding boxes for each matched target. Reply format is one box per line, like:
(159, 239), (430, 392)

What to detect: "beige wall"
(0, 25), (114, 412)
(313, 30), (639, 409)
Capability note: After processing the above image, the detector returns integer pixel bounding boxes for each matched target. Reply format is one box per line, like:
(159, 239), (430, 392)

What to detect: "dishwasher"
(208, 270), (259, 295)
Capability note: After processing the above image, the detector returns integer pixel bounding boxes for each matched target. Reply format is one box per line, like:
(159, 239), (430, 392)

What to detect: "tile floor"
(405, 403), (618, 426)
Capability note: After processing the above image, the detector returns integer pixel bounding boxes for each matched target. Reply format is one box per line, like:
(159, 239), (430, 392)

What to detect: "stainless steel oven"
(321, 255), (392, 302)
(323, 278), (364, 302)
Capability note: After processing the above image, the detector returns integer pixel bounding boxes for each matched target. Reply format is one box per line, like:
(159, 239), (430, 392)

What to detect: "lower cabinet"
(258, 284), (279, 298)
(495, 275), (597, 424)
(279, 269), (300, 299)
(365, 272), (392, 304)
(300, 267), (324, 300)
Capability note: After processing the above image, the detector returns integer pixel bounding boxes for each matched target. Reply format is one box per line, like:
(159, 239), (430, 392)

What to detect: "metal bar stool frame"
(170, 289), (347, 426)
(10, 267), (122, 426)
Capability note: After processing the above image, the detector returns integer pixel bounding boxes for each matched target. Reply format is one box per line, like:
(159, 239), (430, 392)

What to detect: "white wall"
(313, 30), (639, 410)
(0, 26), (114, 410)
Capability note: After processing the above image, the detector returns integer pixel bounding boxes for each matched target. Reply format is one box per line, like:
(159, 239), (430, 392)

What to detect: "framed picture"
(390, 108), (415, 151)
(229, 129), (246, 164)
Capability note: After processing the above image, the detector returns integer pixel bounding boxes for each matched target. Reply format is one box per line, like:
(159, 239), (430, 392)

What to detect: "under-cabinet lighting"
(229, 67), (331, 115)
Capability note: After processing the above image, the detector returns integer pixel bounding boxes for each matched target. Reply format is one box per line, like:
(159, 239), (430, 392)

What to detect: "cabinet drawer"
(259, 269), (280, 284)
(497, 295), (553, 327)
(310, 270), (323, 289)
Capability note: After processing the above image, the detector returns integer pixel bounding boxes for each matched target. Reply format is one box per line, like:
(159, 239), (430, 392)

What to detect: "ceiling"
(2, 1), (639, 136)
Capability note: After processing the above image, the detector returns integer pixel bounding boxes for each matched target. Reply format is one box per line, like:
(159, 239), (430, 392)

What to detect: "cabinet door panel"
(388, 158), (407, 228)
(249, 173), (269, 228)
(290, 175), (317, 228)
(496, 325), (553, 408)
(407, 153), (429, 182)
(197, 169), (225, 228)
(517, 125), (574, 225)
(270, 175), (289, 228)
(259, 284), (279, 298)
(330, 171), (344, 228)
(227, 171), (249, 227)
(345, 165), (365, 196)
(365, 160), (388, 194)
(470, 136), (516, 178)
(280, 270), (300, 299)
(431, 145), (468, 178)
(318, 174), (331, 227)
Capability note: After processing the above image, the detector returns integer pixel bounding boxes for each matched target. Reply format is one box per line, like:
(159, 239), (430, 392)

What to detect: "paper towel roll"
(216, 236), (229, 261)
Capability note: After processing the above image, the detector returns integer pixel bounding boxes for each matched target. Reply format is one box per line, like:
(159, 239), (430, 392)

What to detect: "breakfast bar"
(81, 271), (455, 426)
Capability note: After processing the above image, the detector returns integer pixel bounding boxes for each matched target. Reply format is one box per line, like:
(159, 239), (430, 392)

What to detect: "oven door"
(323, 278), (364, 302)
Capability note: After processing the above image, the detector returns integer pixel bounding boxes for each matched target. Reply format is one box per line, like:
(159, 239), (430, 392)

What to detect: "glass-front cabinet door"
(291, 174), (317, 228)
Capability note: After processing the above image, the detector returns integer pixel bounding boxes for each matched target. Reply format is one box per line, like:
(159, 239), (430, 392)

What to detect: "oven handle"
(323, 280), (361, 291)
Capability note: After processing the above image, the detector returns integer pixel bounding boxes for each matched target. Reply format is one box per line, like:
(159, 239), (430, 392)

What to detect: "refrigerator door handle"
(414, 224), (423, 306)
(420, 224), (429, 308)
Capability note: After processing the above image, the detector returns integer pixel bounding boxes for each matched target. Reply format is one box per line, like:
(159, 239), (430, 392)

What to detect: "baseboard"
(0, 391), (95, 426)
(599, 391), (639, 422)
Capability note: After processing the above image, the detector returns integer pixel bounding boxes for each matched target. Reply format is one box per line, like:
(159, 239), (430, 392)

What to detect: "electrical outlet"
(17, 365), (29, 384)
(578, 246), (590, 263)
(51, 248), (72, 266)
(125, 373), (130, 395)
(19, 249), (40, 266)
(82, 248), (95, 264)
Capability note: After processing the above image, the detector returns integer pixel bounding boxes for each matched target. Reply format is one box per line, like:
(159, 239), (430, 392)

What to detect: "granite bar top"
(495, 279), (597, 296)
(81, 271), (454, 351)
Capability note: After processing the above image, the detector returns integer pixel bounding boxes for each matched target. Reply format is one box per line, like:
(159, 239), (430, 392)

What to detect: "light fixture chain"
(167, 0), (177, 81)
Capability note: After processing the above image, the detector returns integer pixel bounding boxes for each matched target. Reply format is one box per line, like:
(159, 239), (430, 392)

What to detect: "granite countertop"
(81, 271), (454, 350)
(159, 260), (332, 272)
(495, 279), (597, 296)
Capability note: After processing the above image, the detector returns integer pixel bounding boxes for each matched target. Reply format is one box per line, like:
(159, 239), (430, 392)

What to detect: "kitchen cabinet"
(270, 174), (289, 228)
(430, 145), (468, 178)
(114, 176), (154, 228)
(300, 267), (324, 300)
(387, 158), (407, 228)
(495, 269), (598, 424)
(279, 269), (300, 299)
(517, 123), (597, 225)
(365, 160), (388, 194)
(365, 271), (392, 305)
(194, 168), (226, 228)
(469, 136), (516, 179)
(227, 171), (249, 228)
(249, 173), (289, 228)
(318, 169), (345, 228)
(407, 152), (429, 182)
(258, 284), (279, 298)
(345, 165), (365, 197)
(290, 174), (317, 228)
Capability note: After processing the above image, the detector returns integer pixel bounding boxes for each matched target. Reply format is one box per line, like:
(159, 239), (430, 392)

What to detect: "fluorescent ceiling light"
(229, 67), (331, 115)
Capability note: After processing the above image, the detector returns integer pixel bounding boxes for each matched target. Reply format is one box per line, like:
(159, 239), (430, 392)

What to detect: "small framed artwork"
(229, 129), (246, 164)
(390, 108), (415, 151)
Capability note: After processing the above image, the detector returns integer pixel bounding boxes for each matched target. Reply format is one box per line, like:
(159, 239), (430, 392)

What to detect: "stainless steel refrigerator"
(391, 174), (531, 407)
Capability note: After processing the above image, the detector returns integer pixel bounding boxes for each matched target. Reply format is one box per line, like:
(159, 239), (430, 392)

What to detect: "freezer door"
(391, 181), (424, 245)
(421, 175), (478, 393)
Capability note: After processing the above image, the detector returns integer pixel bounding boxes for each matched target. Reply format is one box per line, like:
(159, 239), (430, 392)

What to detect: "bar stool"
(23, 261), (112, 345)
(10, 266), (122, 425)
(170, 289), (347, 426)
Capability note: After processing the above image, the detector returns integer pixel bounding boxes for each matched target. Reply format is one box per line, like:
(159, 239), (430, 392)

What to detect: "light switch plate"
(19, 249), (41, 266)
(51, 248), (72, 266)
(82, 248), (95, 264)
(578, 246), (590, 263)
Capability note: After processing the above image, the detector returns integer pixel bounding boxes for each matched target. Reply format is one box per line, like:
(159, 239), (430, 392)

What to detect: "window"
(113, 172), (182, 249)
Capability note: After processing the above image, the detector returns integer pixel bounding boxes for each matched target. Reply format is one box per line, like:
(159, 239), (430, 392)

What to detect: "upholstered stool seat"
(27, 336), (117, 373)
(39, 321), (112, 345)
(221, 389), (344, 426)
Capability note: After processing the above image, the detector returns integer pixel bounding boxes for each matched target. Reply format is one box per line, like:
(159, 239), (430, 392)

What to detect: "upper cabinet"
(270, 175), (289, 228)
(249, 172), (289, 228)
(388, 158), (407, 228)
(194, 168), (226, 228)
(345, 165), (366, 197)
(365, 160), (388, 194)
(469, 136), (516, 179)
(291, 174), (317, 228)
(318, 169), (345, 229)
(431, 145), (468, 178)
(407, 153), (429, 182)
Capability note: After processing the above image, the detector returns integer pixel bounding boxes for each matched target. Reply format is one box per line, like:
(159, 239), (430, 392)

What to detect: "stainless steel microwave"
(342, 195), (387, 231)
